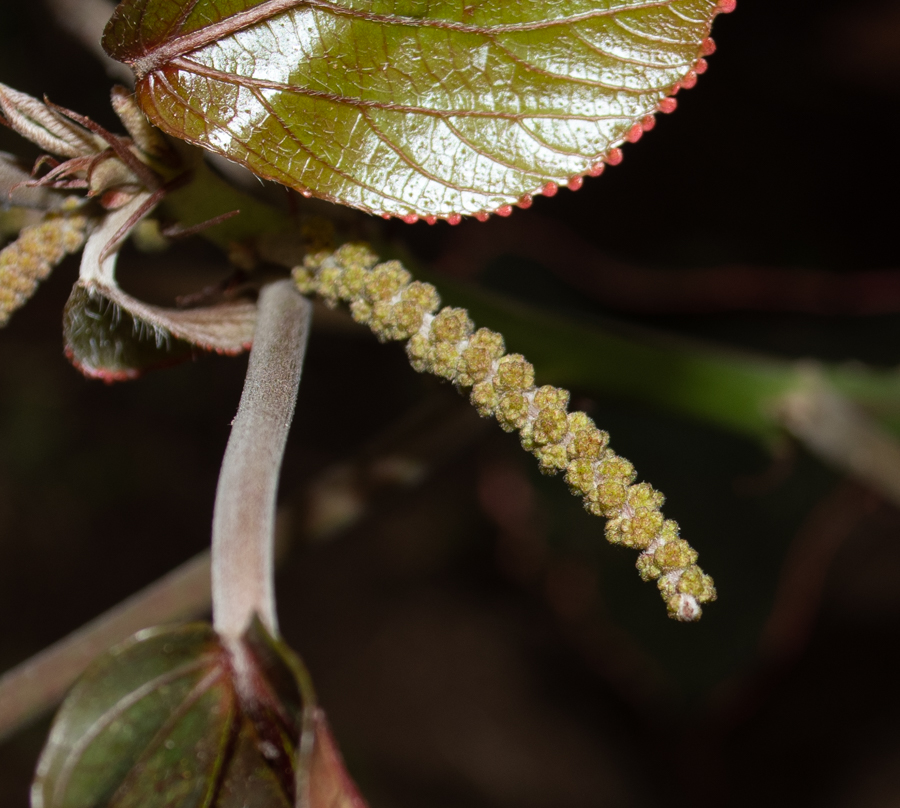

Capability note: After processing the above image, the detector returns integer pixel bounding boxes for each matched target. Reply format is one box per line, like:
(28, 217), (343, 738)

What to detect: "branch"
(775, 376), (900, 509)
(418, 272), (900, 443)
(212, 280), (312, 638)
(0, 551), (211, 744)
(0, 391), (485, 742)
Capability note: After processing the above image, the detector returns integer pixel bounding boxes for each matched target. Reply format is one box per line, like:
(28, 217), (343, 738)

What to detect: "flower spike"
(294, 244), (716, 621)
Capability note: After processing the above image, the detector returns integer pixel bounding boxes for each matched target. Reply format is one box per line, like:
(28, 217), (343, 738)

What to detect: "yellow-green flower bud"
(534, 443), (568, 474)
(470, 381), (498, 417)
(495, 354), (534, 391)
(533, 407), (568, 445)
(365, 261), (411, 301)
(457, 328), (505, 387)
(654, 539), (699, 573)
(402, 281), (441, 313)
(597, 454), (637, 486)
(431, 307), (474, 344)
(568, 423), (609, 461)
(350, 299), (372, 325)
(430, 341), (462, 380)
(497, 391), (530, 432)
(533, 385), (570, 411)
(565, 458), (596, 496)
(317, 265), (344, 306)
(291, 266), (316, 295)
(334, 242), (378, 271)
(340, 265), (368, 298)
(385, 299), (426, 341)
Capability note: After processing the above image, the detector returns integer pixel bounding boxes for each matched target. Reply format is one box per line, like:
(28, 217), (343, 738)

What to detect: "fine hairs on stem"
(212, 280), (312, 639)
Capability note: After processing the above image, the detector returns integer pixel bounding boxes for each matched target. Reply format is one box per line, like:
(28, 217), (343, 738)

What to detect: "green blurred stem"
(167, 162), (900, 448)
(212, 280), (311, 639)
(427, 275), (900, 443)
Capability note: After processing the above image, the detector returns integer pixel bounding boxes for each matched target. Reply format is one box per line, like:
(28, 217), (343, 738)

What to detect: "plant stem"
(212, 280), (312, 639)
(0, 392), (479, 741)
(776, 381), (900, 506)
(0, 552), (211, 743)
(425, 273), (900, 442)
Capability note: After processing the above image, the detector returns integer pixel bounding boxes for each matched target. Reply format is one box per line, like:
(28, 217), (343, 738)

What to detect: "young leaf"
(62, 282), (256, 381)
(66, 188), (255, 381)
(32, 620), (367, 808)
(102, 0), (734, 222)
(0, 83), (102, 160)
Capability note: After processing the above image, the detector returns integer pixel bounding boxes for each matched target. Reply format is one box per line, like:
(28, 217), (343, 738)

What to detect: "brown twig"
(0, 551), (212, 744)
(0, 389), (487, 741)
(775, 376), (900, 509)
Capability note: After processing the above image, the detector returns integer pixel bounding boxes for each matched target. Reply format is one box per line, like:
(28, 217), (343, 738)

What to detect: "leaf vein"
(170, 58), (644, 120)
(612, 16), (698, 45)
(131, 0), (685, 71)
(52, 656), (215, 804)
(245, 85), (415, 208)
(570, 27), (691, 72)
(361, 109), (508, 198)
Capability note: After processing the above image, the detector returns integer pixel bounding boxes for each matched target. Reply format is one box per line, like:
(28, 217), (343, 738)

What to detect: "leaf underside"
(103, 0), (729, 222)
(63, 283), (256, 382)
(32, 621), (367, 808)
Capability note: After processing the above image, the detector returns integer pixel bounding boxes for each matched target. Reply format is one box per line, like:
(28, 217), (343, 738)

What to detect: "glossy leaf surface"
(32, 621), (367, 808)
(102, 0), (730, 221)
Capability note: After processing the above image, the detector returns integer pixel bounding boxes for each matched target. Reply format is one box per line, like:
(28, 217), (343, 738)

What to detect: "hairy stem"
(0, 552), (211, 742)
(0, 392), (478, 740)
(212, 280), (312, 638)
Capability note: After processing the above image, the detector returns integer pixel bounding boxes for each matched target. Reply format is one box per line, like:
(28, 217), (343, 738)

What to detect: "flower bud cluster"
(294, 244), (716, 620)
(0, 203), (89, 327)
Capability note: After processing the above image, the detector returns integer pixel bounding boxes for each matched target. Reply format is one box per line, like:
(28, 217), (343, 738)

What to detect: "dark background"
(3, 1), (900, 806)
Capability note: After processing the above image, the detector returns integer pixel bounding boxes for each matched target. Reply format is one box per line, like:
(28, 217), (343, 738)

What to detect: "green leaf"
(102, 0), (732, 222)
(32, 621), (367, 808)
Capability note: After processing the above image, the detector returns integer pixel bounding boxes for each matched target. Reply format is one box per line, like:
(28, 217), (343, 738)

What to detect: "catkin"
(294, 244), (716, 621)
(0, 204), (90, 327)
